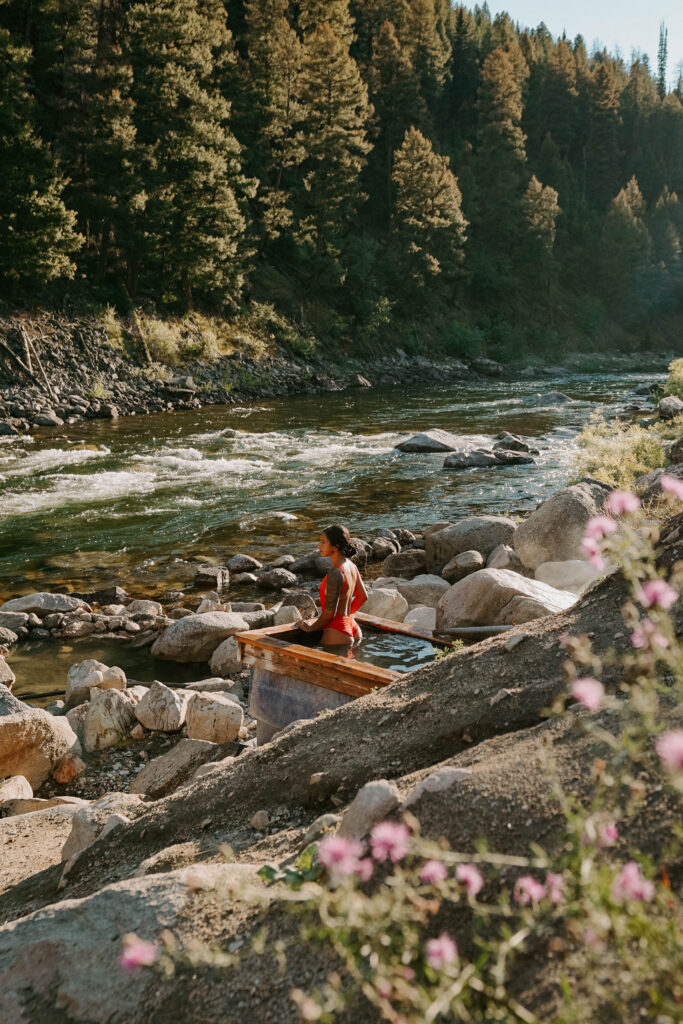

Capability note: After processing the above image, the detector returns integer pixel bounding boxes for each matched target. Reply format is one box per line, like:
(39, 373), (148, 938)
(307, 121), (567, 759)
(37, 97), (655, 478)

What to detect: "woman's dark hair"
(323, 524), (358, 559)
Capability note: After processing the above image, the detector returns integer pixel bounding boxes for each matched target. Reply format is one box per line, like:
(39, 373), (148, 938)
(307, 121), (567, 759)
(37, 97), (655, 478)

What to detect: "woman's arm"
(298, 568), (343, 632)
(350, 573), (368, 613)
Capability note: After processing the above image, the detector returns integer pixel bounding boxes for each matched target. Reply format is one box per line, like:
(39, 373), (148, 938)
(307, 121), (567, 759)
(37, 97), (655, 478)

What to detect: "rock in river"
(151, 612), (249, 663)
(0, 592), (89, 616)
(426, 516), (517, 573)
(395, 429), (472, 453)
(513, 481), (610, 571)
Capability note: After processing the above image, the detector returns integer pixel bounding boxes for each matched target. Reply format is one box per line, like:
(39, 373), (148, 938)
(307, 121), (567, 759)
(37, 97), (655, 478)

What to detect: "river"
(0, 372), (661, 603)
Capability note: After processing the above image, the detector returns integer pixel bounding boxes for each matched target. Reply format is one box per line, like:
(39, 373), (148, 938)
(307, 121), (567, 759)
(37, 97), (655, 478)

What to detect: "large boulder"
(0, 611), (29, 632)
(512, 481), (610, 571)
(65, 660), (126, 708)
(395, 429), (472, 453)
(535, 560), (602, 596)
(362, 587), (409, 622)
(209, 636), (243, 678)
(186, 692), (243, 743)
(83, 689), (138, 752)
(426, 516), (517, 573)
(151, 612), (249, 663)
(130, 739), (219, 799)
(381, 549), (427, 579)
(486, 543), (527, 574)
(0, 592), (88, 616)
(134, 681), (191, 732)
(256, 568), (298, 591)
(435, 568), (577, 630)
(659, 395), (683, 420)
(0, 686), (80, 788)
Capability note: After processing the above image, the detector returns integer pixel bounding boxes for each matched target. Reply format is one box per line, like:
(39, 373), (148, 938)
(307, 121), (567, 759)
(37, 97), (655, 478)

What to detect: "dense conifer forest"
(1, 0), (682, 359)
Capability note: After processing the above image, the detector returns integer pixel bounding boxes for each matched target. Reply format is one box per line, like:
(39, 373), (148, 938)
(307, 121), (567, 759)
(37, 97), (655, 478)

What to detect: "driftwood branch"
(0, 335), (33, 380)
(21, 326), (57, 403)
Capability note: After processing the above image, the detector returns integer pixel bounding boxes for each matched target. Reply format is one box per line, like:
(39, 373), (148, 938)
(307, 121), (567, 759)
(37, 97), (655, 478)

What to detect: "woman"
(297, 524), (368, 647)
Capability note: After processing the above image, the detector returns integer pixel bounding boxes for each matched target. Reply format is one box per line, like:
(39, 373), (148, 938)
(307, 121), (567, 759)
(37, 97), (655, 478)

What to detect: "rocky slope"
(1, 513), (682, 1022)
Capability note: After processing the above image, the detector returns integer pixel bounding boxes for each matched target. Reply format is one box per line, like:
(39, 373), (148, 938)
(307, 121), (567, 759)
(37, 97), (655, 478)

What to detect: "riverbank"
(0, 311), (677, 438)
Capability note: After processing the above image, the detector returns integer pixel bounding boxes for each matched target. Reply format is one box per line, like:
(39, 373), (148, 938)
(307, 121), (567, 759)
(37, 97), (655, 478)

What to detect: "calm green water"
(0, 372), (661, 603)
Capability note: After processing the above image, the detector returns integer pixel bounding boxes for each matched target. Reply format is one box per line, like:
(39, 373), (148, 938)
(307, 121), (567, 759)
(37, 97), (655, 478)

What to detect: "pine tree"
(447, 5), (479, 133)
(650, 186), (681, 268)
(350, 0), (409, 67)
(391, 125), (467, 292)
(296, 20), (371, 270)
(402, 0), (450, 111)
(298, 0), (355, 45)
(127, 0), (255, 307)
(474, 46), (527, 246)
(542, 40), (578, 156)
(0, 28), (81, 288)
(244, 0), (304, 239)
(586, 62), (622, 207)
(600, 176), (652, 320)
(367, 20), (426, 226)
(657, 22), (668, 100)
(522, 175), (561, 255)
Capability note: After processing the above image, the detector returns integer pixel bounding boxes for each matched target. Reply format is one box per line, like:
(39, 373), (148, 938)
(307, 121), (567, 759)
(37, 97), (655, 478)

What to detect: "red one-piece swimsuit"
(319, 560), (362, 639)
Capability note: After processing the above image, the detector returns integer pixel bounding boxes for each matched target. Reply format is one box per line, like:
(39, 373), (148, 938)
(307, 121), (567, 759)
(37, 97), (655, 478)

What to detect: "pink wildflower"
(425, 932), (458, 970)
(318, 835), (364, 876)
(514, 875), (546, 905)
(583, 815), (618, 848)
(118, 934), (160, 973)
(580, 534), (606, 571)
(611, 861), (654, 903)
(355, 857), (374, 882)
(605, 490), (641, 515)
(655, 729), (683, 774)
(583, 928), (606, 952)
(631, 618), (669, 650)
(660, 474), (683, 501)
(401, 966), (416, 981)
(420, 859), (448, 884)
(584, 515), (618, 541)
(456, 863), (484, 896)
(638, 579), (678, 610)
(370, 821), (409, 863)
(375, 979), (392, 999)
(546, 872), (565, 904)
(571, 677), (604, 711)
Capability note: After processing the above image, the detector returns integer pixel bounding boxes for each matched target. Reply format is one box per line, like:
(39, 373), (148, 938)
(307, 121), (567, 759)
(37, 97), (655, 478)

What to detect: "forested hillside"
(1, 0), (682, 360)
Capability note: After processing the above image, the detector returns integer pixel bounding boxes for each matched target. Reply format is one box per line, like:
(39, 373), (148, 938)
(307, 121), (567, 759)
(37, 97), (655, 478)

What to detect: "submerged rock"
(395, 429), (472, 453)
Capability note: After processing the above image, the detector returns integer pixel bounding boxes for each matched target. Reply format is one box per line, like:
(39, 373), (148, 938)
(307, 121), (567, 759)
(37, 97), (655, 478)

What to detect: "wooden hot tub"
(236, 612), (448, 744)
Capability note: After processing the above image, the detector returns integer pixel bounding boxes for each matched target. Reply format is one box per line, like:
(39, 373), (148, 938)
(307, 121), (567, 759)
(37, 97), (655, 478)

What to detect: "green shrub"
(664, 357), (683, 401)
(572, 414), (664, 489)
(141, 318), (182, 365)
(100, 305), (125, 350)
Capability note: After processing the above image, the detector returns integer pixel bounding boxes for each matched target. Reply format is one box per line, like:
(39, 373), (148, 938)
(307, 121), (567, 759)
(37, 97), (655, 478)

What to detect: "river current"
(0, 372), (662, 602)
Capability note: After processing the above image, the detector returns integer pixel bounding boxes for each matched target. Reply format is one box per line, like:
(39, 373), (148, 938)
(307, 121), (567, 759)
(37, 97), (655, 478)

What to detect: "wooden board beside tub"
(236, 612), (449, 744)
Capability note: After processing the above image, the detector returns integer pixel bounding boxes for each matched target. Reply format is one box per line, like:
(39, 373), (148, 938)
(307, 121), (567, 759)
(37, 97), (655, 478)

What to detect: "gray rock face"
(381, 548), (427, 579)
(486, 543), (527, 574)
(0, 687), (80, 788)
(395, 429), (471, 453)
(362, 587), (408, 622)
(426, 516), (517, 573)
(371, 537), (397, 560)
(0, 611), (29, 631)
(435, 568), (577, 630)
(444, 449), (499, 468)
(135, 681), (191, 732)
(634, 463), (683, 502)
(228, 554), (262, 573)
(0, 627), (18, 646)
(281, 592), (318, 616)
(151, 611), (249, 663)
(65, 659), (126, 707)
(0, 592), (89, 616)
(442, 549), (485, 583)
(83, 689), (138, 752)
(209, 636), (243, 678)
(186, 691), (243, 743)
(131, 738), (219, 798)
(256, 568), (298, 590)
(0, 865), (253, 1024)
(194, 565), (230, 590)
(338, 779), (400, 840)
(513, 481), (609, 571)
(376, 574), (450, 609)
(61, 792), (146, 862)
(32, 409), (64, 427)
(659, 395), (683, 420)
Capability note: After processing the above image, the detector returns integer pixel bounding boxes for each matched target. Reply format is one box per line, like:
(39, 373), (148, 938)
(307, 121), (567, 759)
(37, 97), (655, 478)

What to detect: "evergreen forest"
(1, 0), (683, 360)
